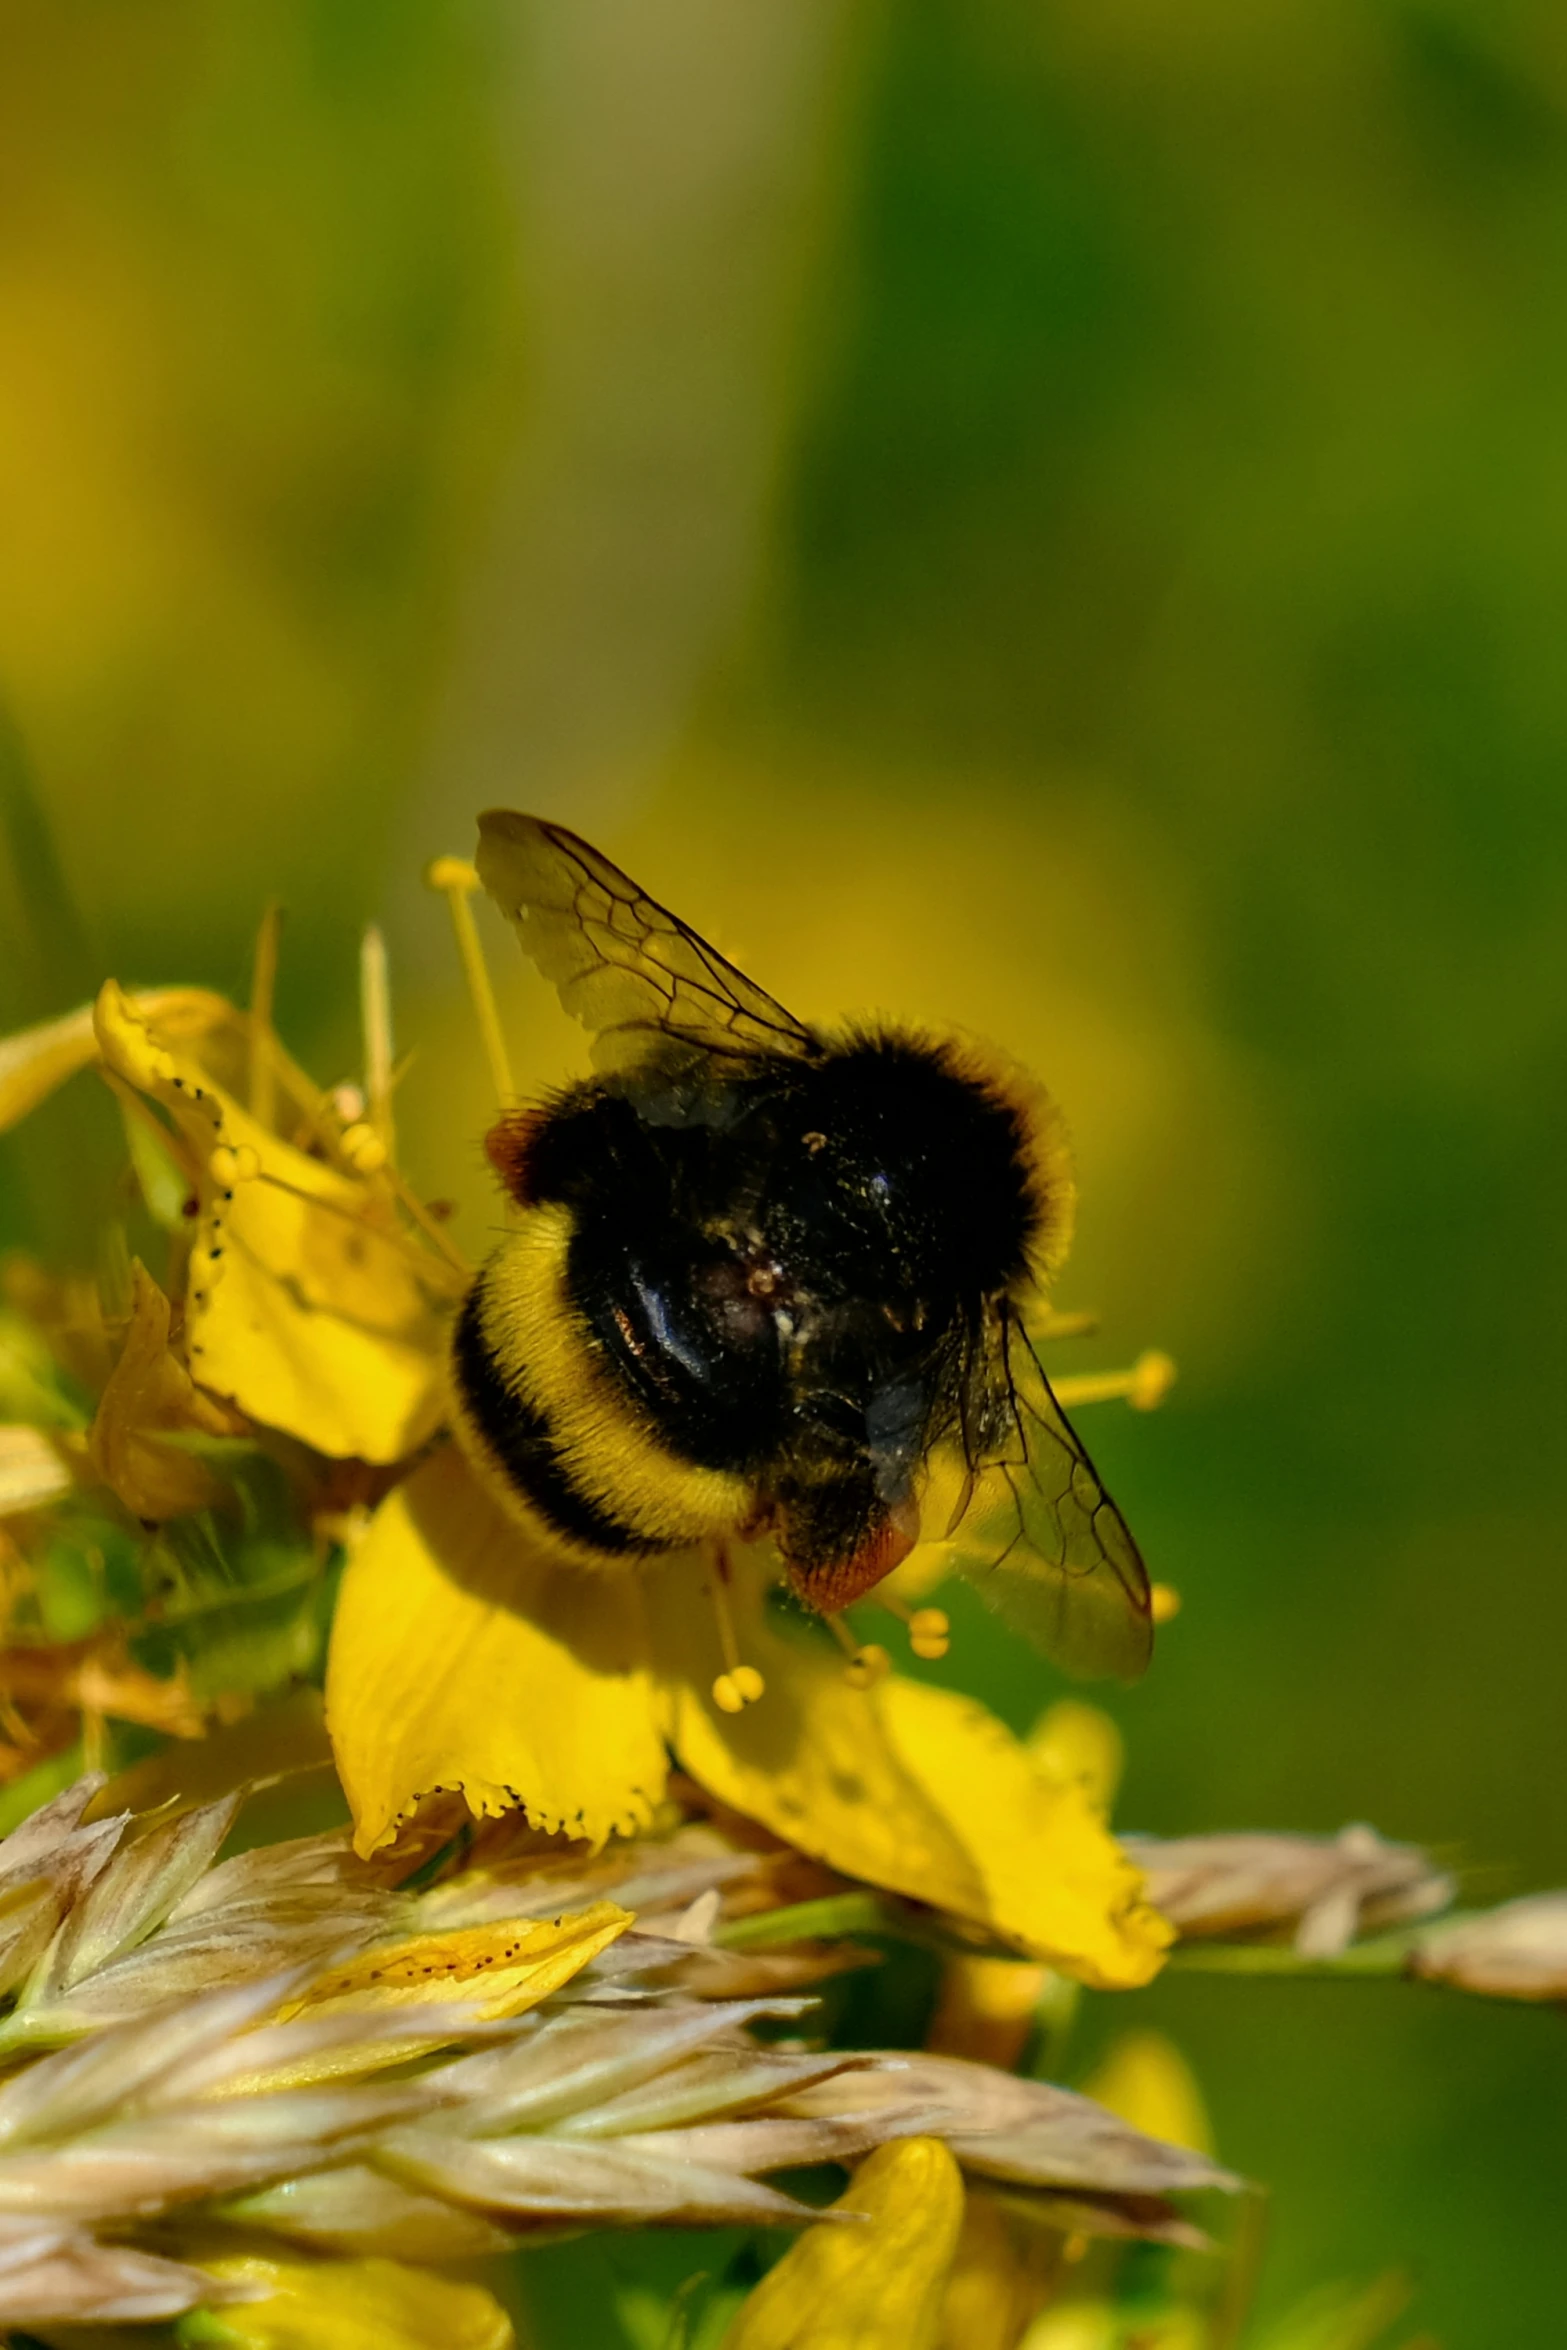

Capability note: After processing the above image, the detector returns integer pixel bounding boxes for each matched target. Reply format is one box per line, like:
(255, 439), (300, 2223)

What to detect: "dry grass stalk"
(0, 1775), (1238, 2324)
(1123, 1825), (1454, 1956)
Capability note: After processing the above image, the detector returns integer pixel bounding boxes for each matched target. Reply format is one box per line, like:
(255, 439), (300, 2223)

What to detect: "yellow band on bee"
(475, 1205), (750, 1548)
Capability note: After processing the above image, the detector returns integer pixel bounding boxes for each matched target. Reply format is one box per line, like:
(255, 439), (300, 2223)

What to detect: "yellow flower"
(0, 965), (1168, 1986)
(191, 2254), (515, 2350)
(326, 1442), (1167, 1982)
(723, 2138), (965, 2350)
(0, 981), (457, 1466)
(938, 2192), (1064, 2350)
(87, 1259), (237, 1521)
(1080, 2030), (1213, 2158)
(90, 981), (455, 1464)
(924, 1701), (1136, 2063)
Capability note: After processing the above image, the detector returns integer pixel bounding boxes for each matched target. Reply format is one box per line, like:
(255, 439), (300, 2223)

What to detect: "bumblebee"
(449, 813), (1153, 1681)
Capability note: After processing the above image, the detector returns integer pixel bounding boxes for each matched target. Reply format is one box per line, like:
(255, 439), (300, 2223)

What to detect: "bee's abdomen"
(449, 1205), (753, 1563)
(450, 1288), (649, 1557)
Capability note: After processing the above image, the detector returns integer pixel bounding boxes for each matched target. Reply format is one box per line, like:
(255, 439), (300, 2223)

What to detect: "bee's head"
(761, 1029), (1072, 1310)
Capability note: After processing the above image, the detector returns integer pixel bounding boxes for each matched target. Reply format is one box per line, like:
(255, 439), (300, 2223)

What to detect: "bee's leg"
(705, 1539), (766, 1714)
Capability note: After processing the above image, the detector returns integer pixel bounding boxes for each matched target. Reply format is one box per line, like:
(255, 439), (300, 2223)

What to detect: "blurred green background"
(2, 1), (1566, 2339)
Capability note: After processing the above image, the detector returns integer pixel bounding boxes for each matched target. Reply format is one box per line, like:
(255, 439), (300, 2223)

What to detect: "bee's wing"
(941, 1303), (1154, 1682)
(477, 812), (818, 1078)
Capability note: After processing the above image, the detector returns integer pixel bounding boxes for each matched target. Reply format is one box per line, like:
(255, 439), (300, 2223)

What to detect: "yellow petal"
(1021, 2309), (1204, 2350)
(1027, 1701), (1125, 1816)
(926, 1953), (1051, 2070)
(286, 1902), (630, 2022)
(0, 1002), (102, 1132)
(940, 2192), (1058, 2350)
(91, 1685), (335, 1819)
(5, 1257), (116, 1395)
(0, 1637), (206, 1737)
(655, 1572), (1169, 1987)
(327, 1443), (668, 1856)
(1081, 2029), (1213, 2157)
(0, 1423), (73, 1516)
(194, 2254), (514, 2350)
(93, 981), (449, 1462)
(1017, 2310), (1124, 2350)
(87, 1261), (233, 1519)
(724, 2138), (964, 2350)
(0, 988), (234, 1134)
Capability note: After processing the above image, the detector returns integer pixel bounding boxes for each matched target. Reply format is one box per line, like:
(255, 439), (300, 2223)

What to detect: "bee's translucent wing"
(476, 812), (817, 1078)
(943, 1303), (1154, 1682)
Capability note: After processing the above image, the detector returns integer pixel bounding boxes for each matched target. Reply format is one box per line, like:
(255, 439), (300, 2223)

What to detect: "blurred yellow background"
(3, 3), (1565, 2339)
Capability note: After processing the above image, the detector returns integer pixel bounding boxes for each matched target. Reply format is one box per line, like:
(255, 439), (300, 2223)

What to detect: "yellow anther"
(712, 1667), (764, 1713)
(1130, 1348), (1178, 1411)
(844, 1642), (891, 1689)
(908, 1607), (950, 1661)
(425, 855), (480, 894)
(1151, 1582), (1182, 1625)
(340, 1122), (389, 1175)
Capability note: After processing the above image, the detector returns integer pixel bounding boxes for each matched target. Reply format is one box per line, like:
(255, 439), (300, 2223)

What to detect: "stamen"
(907, 1608), (950, 1661)
(263, 1024), (469, 1277)
(359, 924), (396, 1161)
(426, 856), (515, 1108)
(387, 1176), (472, 1278)
(339, 1121), (389, 1177)
(823, 1611), (858, 1657)
(251, 1161), (469, 1284)
(823, 1611), (892, 1688)
(1151, 1582), (1181, 1624)
(707, 1547), (764, 1714)
(1050, 1348), (1177, 1413)
(1029, 1306), (1099, 1341)
(874, 1588), (951, 1661)
(248, 900), (283, 1130)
